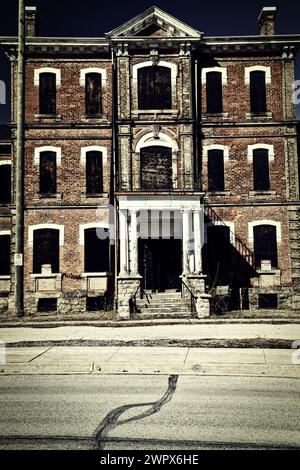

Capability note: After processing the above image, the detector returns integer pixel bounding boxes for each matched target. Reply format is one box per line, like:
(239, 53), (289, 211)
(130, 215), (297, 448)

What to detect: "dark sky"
(0, 0), (300, 122)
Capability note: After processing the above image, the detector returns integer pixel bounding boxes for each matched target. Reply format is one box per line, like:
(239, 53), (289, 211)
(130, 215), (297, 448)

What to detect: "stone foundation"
(117, 275), (142, 319)
(181, 274), (211, 318)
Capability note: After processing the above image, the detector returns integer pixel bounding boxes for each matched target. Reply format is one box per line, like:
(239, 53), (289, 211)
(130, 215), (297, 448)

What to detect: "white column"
(130, 209), (139, 275)
(182, 210), (191, 275)
(193, 209), (202, 274)
(119, 209), (128, 275)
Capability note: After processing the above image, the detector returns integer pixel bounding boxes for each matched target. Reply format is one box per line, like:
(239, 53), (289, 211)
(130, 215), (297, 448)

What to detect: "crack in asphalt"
(93, 374), (178, 450)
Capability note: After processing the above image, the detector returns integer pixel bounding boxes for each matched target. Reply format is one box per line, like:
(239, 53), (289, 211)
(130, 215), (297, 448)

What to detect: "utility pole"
(14, 0), (25, 315)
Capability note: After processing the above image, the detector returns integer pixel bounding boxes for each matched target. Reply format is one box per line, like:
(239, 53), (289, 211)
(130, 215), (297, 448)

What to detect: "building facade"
(0, 5), (300, 318)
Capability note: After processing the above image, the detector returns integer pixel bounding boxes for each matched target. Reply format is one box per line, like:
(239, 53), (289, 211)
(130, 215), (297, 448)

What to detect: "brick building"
(0, 5), (300, 318)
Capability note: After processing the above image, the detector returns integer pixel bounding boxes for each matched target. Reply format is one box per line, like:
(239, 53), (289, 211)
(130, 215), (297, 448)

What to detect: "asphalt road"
(0, 374), (299, 450)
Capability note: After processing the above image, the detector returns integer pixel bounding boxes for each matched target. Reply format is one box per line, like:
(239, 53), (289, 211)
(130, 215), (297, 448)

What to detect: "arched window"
(250, 71), (267, 113)
(33, 229), (59, 274)
(138, 66), (171, 110)
(39, 73), (56, 115)
(140, 146), (172, 190)
(254, 225), (278, 269)
(85, 73), (102, 115)
(253, 149), (270, 191)
(208, 149), (225, 192)
(206, 72), (223, 113)
(40, 151), (57, 194)
(86, 151), (103, 194)
(0, 234), (10, 275)
(0, 164), (11, 203)
(84, 227), (109, 272)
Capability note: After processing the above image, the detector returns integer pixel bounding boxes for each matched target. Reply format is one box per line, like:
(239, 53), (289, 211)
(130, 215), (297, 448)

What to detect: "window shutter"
(86, 151), (103, 194)
(33, 229), (59, 274)
(206, 72), (223, 113)
(39, 73), (56, 115)
(208, 150), (225, 192)
(86, 73), (102, 115)
(254, 225), (278, 269)
(250, 71), (267, 113)
(40, 152), (57, 194)
(138, 66), (172, 110)
(0, 165), (11, 203)
(253, 149), (270, 191)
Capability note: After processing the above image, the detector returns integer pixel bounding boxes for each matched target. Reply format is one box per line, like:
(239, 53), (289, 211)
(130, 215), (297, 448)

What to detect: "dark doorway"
(140, 146), (172, 190)
(204, 225), (232, 285)
(139, 238), (182, 292)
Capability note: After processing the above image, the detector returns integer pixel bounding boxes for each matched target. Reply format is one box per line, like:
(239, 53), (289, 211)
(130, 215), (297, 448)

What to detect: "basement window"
(208, 149), (225, 192)
(86, 151), (103, 194)
(86, 296), (106, 312)
(37, 298), (57, 313)
(0, 164), (11, 204)
(206, 72), (223, 113)
(0, 235), (10, 275)
(40, 151), (57, 194)
(138, 66), (172, 110)
(85, 73), (102, 115)
(258, 294), (278, 309)
(39, 73), (56, 115)
(250, 71), (267, 113)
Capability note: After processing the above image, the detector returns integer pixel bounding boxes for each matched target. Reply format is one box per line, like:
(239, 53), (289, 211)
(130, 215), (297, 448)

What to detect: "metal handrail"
(181, 278), (197, 316)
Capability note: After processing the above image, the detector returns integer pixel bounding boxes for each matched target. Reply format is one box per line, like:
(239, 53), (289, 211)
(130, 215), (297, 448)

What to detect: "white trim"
(79, 68), (107, 87)
(0, 230), (11, 236)
(80, 146), (108, 166)
(245, 66), (271, 85)
(202, 144), (229, 162)
(28, 224), (65, 246)
(79, 222), (110, 245)
(132, 61), (178, 85)
(34, 146), (62, 166)
(248, 220), (281, 244)
(0, 160), (11, 166)
(135, 131), (178, 153)
(34, 67), (61, 87)
(247, 144), (274, 163)
(201, 67), (228, 85)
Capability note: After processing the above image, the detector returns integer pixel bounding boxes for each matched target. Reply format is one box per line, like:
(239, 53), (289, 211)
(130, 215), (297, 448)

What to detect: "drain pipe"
(15, 0), (25, 315)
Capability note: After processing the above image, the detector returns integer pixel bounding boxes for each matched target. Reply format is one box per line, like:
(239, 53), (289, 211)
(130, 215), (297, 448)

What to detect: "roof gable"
(106, 6), (201, 38)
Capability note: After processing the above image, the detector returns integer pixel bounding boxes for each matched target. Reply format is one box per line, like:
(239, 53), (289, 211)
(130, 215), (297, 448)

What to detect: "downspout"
(111, 46), (119, 311)
(15, 0), (25, 316)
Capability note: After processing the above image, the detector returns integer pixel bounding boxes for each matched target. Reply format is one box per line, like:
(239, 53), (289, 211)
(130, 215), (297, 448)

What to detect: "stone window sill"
(207, 191), (231, 196)
(81, 114), (108, 121)
(132, 109), (178, 118)
(0, 275), (10, 280)
(245, 112), (272, 119)
(202, 112), (229, 119)
(35, 193), (63, 201)
(81, 272), (112, 277)
(34, 114), (62, 121)
(256, 269), (281, 275)
(249, 191), (276, 197)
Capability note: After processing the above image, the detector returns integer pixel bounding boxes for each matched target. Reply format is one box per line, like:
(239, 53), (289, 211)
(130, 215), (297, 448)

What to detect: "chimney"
(25, 6), (38, 37)
(258, 6), (277, 36)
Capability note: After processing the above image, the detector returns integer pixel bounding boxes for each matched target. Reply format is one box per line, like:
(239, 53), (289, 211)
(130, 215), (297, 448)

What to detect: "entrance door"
(139, 238), (182, 292)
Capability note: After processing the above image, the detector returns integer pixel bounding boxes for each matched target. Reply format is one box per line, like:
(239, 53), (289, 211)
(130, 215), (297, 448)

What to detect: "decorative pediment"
(106, 6), (201, 39)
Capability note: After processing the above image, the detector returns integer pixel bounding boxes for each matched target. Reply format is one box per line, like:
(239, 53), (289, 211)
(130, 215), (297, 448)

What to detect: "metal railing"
(117, 173), (202, 192)
(204, 204), (254, 267)
(181, 278), (197, 317)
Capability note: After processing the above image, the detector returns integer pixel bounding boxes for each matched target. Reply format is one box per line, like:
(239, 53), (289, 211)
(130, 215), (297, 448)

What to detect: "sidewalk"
(1, 346), (299, 378)
(0, 323), (299, 348)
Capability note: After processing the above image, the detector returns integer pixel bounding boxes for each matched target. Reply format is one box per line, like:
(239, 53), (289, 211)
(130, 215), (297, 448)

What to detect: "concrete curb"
(5, 338), (295, 349)
(1, 318), (300, 328)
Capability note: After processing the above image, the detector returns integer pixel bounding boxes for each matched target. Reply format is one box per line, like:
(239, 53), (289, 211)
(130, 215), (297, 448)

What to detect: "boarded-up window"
(250, 71), (267, 113)
(86, 151), (103, 194)
(253, 149), (270, 191)
(0, 235), (10, 275)
(84, 228), (109, 272)
(138, 66), (172, 110)
(86, 73), (102, 115)
(207, 225), (231, 271)
(40, 152), (56, 194)
(208, 149), (225, 192)
(206, 72), (223, 113)
(33, 229), (59, 274)
(39, 73), (56, 115)
(0, 164), (11, 204)
(254, 225), (278, 269)
(141, 146), (172, 190)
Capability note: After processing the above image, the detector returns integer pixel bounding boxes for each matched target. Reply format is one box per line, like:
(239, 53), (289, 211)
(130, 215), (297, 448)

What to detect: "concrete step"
(134, 312), (190, 319)
(136, 308), (190, 315)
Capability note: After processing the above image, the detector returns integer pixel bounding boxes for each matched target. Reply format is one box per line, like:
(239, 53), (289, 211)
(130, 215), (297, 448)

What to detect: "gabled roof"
(106, 5), (202, 39)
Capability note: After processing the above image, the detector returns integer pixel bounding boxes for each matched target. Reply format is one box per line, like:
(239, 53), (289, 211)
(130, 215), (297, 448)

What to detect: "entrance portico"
(116, 195), (209, 318)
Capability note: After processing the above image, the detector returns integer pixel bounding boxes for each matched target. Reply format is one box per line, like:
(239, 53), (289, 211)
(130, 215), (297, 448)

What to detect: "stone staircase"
(133, 290), (191, 319)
